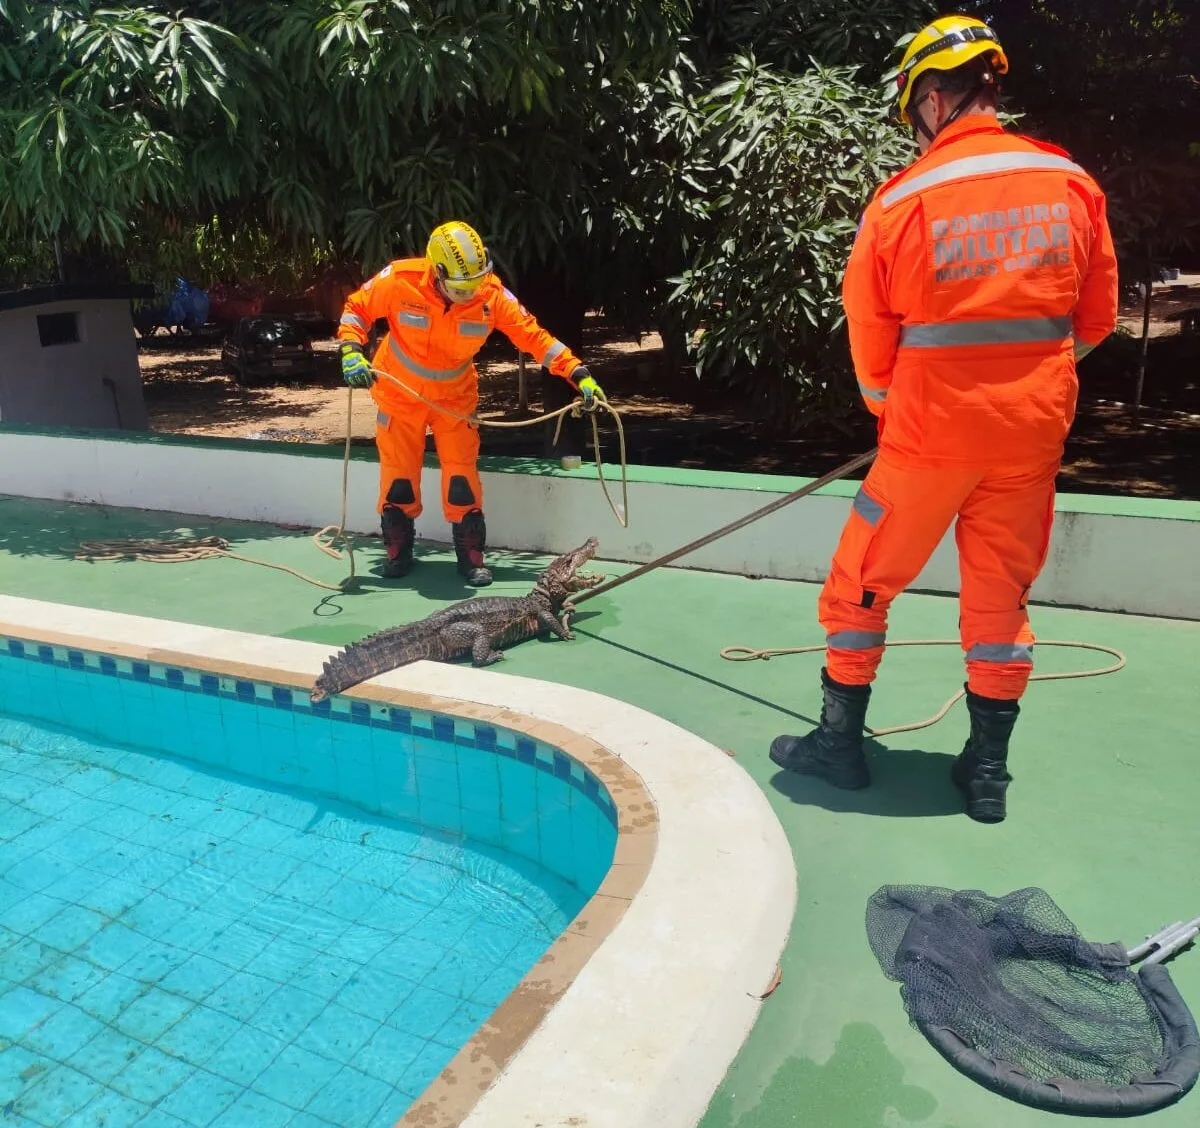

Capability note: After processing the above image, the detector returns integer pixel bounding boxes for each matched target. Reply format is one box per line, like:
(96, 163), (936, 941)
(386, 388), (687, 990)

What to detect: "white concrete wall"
(1, 429), (1197, 620)
(0, 300), (148, 430)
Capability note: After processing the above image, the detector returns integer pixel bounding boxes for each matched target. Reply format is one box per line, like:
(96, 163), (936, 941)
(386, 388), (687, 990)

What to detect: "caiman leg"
(538, 607), (574, 641)
(469, 630), (506, 666)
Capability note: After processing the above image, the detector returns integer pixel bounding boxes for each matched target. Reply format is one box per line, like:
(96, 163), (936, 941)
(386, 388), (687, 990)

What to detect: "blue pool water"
(0, 641), (618, 1127)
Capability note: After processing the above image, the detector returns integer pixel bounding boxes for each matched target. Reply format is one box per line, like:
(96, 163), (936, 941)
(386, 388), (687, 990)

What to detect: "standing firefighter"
(770, 16), (1119, 822)
(337, 221), (603, 586)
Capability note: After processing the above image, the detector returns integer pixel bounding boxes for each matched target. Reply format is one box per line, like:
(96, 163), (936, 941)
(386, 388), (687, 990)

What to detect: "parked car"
(221, 316), (316, 384)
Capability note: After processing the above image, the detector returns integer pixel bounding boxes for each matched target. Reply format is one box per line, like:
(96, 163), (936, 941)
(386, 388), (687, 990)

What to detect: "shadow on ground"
(699, 1021), (947, 1128)
(768, 741), (963, 819)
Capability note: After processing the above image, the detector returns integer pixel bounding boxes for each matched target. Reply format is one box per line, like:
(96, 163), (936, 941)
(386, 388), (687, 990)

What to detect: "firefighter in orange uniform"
(337, 221), (603, 586)
(770, 16), (1119, 822)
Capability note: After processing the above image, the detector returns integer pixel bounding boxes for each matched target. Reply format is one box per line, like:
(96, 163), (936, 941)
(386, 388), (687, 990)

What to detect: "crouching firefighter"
(336, 220), (604, 586)
(769, 16), (1118, 822)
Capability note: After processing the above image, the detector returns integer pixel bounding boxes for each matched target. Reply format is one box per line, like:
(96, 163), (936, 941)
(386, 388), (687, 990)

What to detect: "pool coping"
(0, 594), (797, 1128)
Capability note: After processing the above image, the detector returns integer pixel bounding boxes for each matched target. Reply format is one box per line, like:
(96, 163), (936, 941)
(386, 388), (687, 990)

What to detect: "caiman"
(309, 537), (603, 702)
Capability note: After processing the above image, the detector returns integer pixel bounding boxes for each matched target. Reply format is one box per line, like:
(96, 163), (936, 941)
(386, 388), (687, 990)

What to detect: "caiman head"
(533, 536), (604, 607)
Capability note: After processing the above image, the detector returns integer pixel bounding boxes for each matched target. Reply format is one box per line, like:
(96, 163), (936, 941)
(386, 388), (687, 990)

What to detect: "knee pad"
(386, 478), (416, 506)
(446, 475), (477, 507)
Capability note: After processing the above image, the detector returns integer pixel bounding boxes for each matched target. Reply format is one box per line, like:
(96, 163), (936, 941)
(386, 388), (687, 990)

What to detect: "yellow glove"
(575, 367), (605, 406)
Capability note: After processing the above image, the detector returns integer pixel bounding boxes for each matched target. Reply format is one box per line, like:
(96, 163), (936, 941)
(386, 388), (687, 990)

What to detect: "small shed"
(0, 282), (155, 431)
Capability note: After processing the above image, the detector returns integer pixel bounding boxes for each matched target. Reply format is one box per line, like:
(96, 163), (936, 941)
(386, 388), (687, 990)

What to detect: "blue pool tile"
(514, 737), (537, 764)
(66, 1025), (143, 1084)
(156, 1004), (244, 1067)
(131, 662), (150, 682)
(159, 953), (234, 1003)
(156, 1068), (243, 1128)
(75, 972), (145, 1024)
(333, 967), (413, 1024)
(8, 638), (25, 656)
(251, 1042), (342, 1110)
(355, 1023), (427, 1086)
(66, 1089), (146, 1128)
(204, 1024), (285, 1087)
(293, 1001), (377, 1061)
(136, 1106), (202, 1128)
(0, 986), (61, 1041)
(305, 1064), (393, 1126)
(397, 1038), (455, 1098)
(112, 986), (194, 1043)
(29, 954), (106, 1006)
(211, 1088), (297, 1128)
(111, 1045), (196, 1104)
(4, 890), (67, 935)
(16, 1062), (96, 1124)
(388, 986), (460, 1041)
(24, 1001), (106, 1060)
(6, 851), (76, 894)
(434, 999), (491, 1050)
(206, 972), (278, 1024)
(247, 985), (327, 1044)
(35, 905), (107, 953)
(388, 707), (412, 732)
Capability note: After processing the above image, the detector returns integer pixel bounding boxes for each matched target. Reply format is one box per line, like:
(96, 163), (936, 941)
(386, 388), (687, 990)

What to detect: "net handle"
(1128, 915), (1200, 966)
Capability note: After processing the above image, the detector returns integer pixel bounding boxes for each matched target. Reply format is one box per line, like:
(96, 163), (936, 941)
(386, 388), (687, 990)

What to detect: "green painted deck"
(3, 493), (1199, 1128)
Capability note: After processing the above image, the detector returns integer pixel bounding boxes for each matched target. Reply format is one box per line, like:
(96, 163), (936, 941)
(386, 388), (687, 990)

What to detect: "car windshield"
(245, 319), (304, 345)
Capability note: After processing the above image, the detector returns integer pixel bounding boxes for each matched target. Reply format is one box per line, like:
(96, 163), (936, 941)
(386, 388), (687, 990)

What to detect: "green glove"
(575, 367), (605, 406)
(340, 341), (375, 388)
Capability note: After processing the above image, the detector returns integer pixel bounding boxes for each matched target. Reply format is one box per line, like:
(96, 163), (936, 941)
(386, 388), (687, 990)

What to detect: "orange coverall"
(336, 258), (585, 523)
(826, 113), (1119, 699)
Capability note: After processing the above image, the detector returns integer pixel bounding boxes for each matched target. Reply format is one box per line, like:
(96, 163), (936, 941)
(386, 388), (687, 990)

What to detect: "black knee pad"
(447, 475), (476, 506)
(386, 478), (416, 505)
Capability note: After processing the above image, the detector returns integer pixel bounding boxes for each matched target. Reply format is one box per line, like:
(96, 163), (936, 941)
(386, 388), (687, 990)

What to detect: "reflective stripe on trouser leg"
(956, 459), (1058, 699)
(374, 404), (428, 517)
(819, 455), (981, 686)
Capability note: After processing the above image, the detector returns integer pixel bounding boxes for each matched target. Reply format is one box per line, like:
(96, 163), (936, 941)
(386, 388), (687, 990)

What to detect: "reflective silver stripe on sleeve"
(457, 321), (490, 337)
(858, 380), (888, 402)
(827, 630), (887, 650)
(966, 643), (1035, 664)
(339, 313), (368, 330)
(852, 487), (885, 526)
(899, 316), (1073, 349)
(376, 411), (390, 428)
(387, 337), (471, 382)
(398, 312), (429, 329)
(541, 340), (567, 367)
(881, 152), (1088, 208)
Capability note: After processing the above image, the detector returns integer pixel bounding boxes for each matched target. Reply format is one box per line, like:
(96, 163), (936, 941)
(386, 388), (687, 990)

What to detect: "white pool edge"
(0, 594), (798, 1128)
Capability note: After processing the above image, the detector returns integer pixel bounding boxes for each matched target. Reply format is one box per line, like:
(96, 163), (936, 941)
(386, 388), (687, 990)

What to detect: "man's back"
(845, 114), (1118, 466)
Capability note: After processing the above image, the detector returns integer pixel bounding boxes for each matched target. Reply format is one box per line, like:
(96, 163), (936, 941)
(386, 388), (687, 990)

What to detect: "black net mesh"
(866, 885), (1168, 1087)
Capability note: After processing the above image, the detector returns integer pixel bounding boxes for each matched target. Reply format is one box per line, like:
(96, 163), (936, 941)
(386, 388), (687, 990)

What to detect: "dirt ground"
(139, 278), (1200, 500)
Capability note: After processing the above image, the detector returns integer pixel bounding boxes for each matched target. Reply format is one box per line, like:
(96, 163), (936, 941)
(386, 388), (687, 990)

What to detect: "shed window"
(37, 312), (80, 347)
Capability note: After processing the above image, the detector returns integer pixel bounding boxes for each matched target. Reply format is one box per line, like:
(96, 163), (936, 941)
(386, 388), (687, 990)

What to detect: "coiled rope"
(72, 365), (630, 591)
(720, 639), (1127, 737)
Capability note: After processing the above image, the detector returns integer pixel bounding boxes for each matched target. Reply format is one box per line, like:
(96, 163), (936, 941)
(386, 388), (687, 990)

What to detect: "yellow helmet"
(426, 220), (493, 302)
(895, 15), (1008, 125)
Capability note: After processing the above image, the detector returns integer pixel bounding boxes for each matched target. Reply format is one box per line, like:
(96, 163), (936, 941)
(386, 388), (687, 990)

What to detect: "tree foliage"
(2, 0), (1198, 422)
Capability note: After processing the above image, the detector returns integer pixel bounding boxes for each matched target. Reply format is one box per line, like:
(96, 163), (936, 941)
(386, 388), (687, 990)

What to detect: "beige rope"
(720, 638), (1127, 736)
(368, 365), (630, 527)
(71, 535), (350, 592)
(72, 368), (630, 592)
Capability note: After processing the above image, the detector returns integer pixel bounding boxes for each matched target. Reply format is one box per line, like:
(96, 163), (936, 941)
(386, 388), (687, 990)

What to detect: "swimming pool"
(0, 594), (793, 1128)
(0, 636), (620, 1126)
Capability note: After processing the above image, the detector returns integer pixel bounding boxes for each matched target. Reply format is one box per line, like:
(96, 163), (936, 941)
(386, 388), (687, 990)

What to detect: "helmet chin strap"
(912, 81), (989, 145)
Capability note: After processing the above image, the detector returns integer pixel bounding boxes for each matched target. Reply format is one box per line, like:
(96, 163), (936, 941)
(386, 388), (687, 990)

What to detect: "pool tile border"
(0, 620), (657, 1128)
(0, 634), (619, 831)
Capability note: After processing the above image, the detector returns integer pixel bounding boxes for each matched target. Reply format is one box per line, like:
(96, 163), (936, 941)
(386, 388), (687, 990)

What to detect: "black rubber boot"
(380, 508), (415, 578)
(769, 668), (871, 790)
(452, 509), (493, 587)
(951, 686), (1019, 824)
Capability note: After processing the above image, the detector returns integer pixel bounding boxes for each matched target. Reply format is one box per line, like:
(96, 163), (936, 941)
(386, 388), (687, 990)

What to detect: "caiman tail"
(309, 623), (435, 703)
